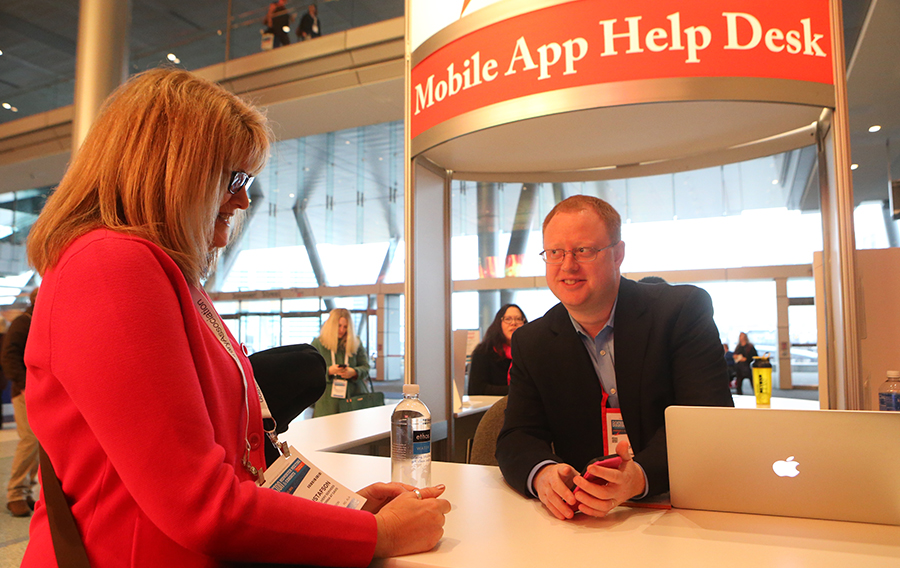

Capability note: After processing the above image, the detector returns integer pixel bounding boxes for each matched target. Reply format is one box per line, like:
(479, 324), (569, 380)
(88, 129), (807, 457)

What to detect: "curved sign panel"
(410, 0), (835, 173)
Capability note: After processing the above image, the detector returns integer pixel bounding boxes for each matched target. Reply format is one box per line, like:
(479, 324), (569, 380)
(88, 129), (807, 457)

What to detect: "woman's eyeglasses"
(502, 316), (526, 324)
(228, 171), (256, 195)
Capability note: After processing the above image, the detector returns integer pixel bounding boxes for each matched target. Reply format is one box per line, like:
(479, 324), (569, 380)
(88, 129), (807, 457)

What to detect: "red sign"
(411, 0), (833, 139)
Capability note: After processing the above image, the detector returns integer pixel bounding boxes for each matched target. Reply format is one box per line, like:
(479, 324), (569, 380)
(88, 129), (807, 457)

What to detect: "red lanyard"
(600, 389), (610, 455)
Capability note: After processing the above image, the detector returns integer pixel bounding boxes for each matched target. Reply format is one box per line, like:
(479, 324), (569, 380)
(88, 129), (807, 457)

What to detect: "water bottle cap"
(888, 370), (900, 379)
(403, 383), (420, 395)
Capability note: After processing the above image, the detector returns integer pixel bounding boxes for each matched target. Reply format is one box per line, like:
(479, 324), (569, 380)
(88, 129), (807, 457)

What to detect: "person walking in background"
(263, 0), (293, 48)
(297, 3), (321, 40)
(732, 332), (758, 395)
(311, 307), (372, 417)
(21, 68), (447, 567)
(468, 304), (527, 396)
(4, 287), (38, 518)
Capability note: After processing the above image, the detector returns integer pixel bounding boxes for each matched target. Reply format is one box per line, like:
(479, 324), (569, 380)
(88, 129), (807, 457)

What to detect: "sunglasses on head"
(228, 171), (255, 195)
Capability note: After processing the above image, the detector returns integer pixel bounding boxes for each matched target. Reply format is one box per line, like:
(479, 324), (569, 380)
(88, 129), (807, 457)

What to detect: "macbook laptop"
(666, 406), (900, 525)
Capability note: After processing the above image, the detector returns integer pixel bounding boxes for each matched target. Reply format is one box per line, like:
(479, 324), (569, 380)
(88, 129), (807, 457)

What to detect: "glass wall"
(0, 188), (50, 305)
(4, 120), (900, 389)
(448, 149), (834, 393)
(213, 121), (405, 292)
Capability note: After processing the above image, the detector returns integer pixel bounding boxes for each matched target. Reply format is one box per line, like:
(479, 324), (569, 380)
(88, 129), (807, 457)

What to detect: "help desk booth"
(283, 1), (900, 566)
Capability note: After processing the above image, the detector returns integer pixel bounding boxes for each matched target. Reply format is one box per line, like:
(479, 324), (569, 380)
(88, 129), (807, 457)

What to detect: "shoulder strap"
(39, 447), (91, 568)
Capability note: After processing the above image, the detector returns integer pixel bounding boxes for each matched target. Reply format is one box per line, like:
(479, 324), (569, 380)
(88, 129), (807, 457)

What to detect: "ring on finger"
(413, 488), (422, 500)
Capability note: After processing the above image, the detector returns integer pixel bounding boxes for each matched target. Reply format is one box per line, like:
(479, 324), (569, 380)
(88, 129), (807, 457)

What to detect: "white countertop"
(283, 404), (394, 452)
(277, 393), (900, 567)
(300, 451), (900, 568)
(732, 394), (820, 410)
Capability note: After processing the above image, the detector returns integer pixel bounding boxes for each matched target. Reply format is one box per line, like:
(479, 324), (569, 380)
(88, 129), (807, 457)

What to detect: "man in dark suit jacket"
(496, 195), (733, 520)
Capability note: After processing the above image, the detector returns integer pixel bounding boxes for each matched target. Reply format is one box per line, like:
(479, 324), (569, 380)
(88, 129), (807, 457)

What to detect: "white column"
(775, 278), (792, 389)
(72, 0), (131, 151)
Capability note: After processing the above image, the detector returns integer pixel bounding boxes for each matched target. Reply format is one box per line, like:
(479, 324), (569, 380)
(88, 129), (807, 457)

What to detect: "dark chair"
(249, 344), (327, 465)
(467, 396), (508, 466)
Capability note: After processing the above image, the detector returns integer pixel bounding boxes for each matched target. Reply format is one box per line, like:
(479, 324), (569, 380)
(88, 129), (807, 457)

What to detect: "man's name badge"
(263, 445), (366, 510)
(605, 408), (629, 454)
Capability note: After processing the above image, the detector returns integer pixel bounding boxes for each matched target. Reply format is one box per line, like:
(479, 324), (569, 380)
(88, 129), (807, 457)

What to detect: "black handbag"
(336, 376), (384, 412)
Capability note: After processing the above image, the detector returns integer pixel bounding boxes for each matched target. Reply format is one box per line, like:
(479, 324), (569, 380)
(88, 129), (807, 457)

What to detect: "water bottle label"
(879, 392), (900, 411)
(413, 429), (431, 456)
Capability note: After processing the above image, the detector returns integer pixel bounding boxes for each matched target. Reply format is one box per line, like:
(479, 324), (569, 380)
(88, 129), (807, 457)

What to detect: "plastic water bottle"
(391, 383), (432, 487)
(878, 370), (900, 411)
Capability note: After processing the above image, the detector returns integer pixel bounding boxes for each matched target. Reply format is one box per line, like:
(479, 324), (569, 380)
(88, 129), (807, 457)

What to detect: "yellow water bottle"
(751, 355), (772, 407)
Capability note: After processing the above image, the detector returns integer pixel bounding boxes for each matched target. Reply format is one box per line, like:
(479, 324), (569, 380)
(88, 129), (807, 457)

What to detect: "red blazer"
(23, 230), (376, 568)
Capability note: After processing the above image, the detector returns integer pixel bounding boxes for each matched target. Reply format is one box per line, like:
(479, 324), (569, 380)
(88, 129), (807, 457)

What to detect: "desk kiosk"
(402, 0), (862, 439)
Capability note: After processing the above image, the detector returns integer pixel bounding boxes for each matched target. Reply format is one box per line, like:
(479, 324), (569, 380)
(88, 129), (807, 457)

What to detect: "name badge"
(605, 408), (629, 455)
(264, 445), (366, 509)
(331, 378), (348, 398)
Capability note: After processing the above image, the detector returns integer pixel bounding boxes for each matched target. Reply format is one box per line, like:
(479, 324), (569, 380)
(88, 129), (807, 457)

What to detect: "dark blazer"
(496, 277), (734, 498)
(467, 343), (511, 396)
(1, 305), (32, 398)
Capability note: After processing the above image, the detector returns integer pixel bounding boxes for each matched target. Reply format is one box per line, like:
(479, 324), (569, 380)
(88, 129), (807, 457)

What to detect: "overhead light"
(282, 26), (290, 33)
(0, 49), (4, 56)
(167, 53), (181, 64)
(1, 103), (9, 109)
(868, 125), (881, 133)
(851, 163), (859, 170)
(772, 179), (778, 185)
(289, 193), (295, 198)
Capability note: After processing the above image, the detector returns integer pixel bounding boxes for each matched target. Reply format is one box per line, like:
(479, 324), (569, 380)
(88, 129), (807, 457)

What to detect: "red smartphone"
(580, 454), (623, 485)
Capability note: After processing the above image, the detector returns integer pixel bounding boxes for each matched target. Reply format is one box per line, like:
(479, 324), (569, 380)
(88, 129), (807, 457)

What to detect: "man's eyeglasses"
(228, 171), (255, 195)
(539, 242), (619, 264)
(501, 316), (526, 324)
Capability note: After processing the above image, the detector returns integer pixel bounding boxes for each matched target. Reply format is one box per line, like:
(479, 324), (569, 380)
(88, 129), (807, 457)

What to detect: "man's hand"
(571, 440), (646, 517)
(533, 463), (579, 520)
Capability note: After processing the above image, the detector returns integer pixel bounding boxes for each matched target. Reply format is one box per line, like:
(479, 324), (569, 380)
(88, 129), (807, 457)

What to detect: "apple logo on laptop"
(772, 456), (800, 478)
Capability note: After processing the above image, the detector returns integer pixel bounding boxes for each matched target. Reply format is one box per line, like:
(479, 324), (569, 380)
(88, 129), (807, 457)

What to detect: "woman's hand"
(328, 364), (358, 379)
(373, 485), (451, 558)
(358, 482), (415, 514)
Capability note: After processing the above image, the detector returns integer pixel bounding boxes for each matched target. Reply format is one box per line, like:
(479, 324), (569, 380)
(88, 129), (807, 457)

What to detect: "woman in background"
(311, 307), (371, 416)
(468, 304), (527, 396)
(22, 68), (447, 568)
(732, 332), (758, 395)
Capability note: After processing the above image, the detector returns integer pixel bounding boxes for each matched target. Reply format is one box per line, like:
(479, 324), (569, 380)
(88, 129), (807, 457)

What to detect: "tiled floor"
(0, 421), (32, 567)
